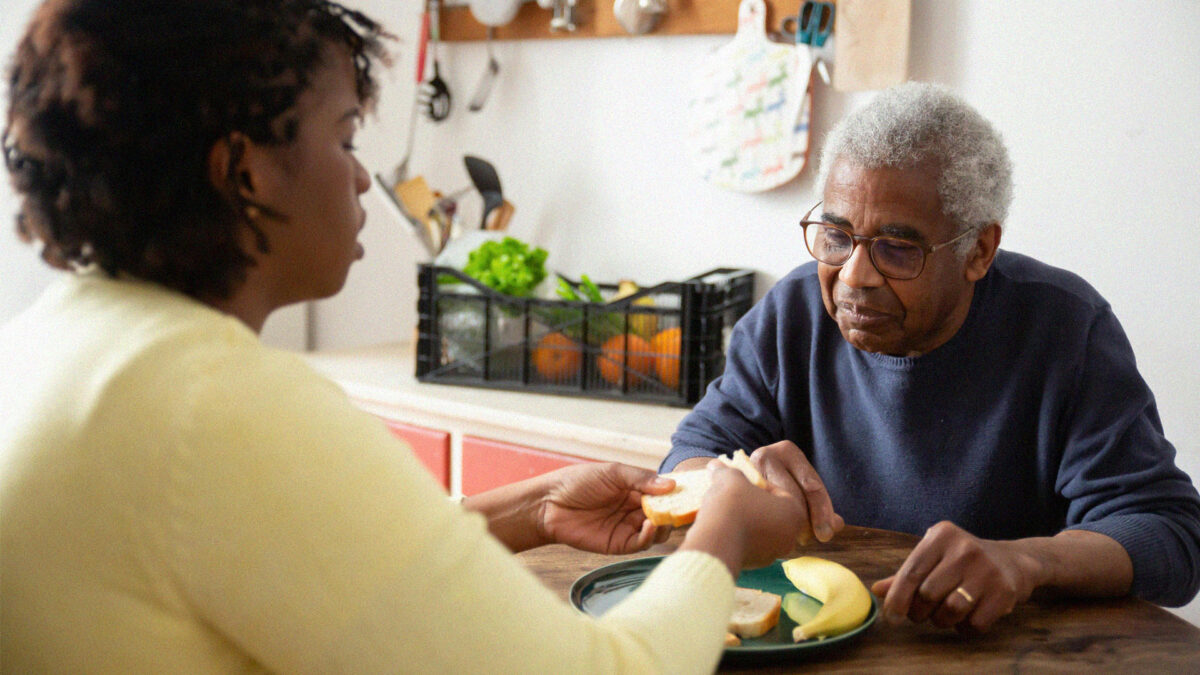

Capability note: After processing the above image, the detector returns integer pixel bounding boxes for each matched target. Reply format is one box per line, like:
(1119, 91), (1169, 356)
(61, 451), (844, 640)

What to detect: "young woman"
(0, 1), (805, 671)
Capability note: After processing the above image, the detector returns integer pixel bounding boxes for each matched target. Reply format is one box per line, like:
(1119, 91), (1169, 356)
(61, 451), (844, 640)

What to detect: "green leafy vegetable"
(579, 275), (604, 303)
(555, 274), (604, 303)
(547, 273), (625, 343)
(458, 237), (548, 297)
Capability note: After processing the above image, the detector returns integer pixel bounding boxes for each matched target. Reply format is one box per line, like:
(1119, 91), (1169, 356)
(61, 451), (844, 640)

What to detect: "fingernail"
(816, 524), (832, 541)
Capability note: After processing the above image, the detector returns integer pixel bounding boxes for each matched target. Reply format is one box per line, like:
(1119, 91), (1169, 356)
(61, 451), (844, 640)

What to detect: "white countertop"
(304, 343), (689, 469)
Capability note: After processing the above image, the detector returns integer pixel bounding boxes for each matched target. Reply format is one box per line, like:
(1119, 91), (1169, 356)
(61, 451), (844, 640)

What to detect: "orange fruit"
(651, 327), (682, 388)
(532, 332), (582, 381)
(598, 334), (654, 387)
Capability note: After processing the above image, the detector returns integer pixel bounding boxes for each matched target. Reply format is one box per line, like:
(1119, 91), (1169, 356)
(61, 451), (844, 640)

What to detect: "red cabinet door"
(382, 420), (451, 490)
(461, 436), (591, 496)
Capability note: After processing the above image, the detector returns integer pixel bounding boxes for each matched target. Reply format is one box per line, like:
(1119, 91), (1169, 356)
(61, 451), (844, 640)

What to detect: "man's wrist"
(674, 456), (715, 473)
(1006, 530), (1132, 598)
(1001, 538), (1053, 592)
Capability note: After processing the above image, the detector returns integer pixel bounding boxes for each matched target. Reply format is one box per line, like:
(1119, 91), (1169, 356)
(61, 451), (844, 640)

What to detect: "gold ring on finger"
(954, 586), (975, 604)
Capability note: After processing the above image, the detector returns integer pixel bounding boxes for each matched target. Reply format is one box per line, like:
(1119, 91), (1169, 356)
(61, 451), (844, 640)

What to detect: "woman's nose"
(354, 159), (370, 194)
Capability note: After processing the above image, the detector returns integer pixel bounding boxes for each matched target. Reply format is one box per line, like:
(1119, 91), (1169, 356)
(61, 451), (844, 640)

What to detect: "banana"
(781, 556), (872, 641)
(611, 279), (657, 337)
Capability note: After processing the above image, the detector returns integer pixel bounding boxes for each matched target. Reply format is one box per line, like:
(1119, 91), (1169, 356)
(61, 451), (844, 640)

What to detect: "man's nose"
(838, 241), (885, 288)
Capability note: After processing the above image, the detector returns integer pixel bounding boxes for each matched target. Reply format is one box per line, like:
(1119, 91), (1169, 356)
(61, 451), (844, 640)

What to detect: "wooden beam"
(438, 0), (815, 42)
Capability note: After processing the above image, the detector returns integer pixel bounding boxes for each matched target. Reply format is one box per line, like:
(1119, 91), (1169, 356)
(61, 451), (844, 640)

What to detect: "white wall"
(0, 0), (58, 321)
(327, 0), (1200, 625)
(2, 0), (1198, 624)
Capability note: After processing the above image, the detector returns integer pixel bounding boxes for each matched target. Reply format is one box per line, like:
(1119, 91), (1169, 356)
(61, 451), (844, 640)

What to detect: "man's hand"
(537, 463), (675, 554)
(748, 441), (844, 543)
(678, 441), (844, 544)
(872, 521), (1043, 633)
(873, 522), (1134, 634)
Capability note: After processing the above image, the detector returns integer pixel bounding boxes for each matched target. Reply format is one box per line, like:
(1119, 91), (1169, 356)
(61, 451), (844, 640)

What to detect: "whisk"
(419, 0), (451, 122)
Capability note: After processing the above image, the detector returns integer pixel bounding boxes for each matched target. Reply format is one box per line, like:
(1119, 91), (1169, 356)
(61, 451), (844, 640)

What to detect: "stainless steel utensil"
(420, 0), (452, 122)
(391, 9), (430, 184)
(467, 27), (500, 113)
(613, 0), (666, 35)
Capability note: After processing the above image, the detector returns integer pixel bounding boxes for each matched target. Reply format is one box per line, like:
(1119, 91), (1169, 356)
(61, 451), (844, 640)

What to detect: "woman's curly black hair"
(4, 0), (387, 300)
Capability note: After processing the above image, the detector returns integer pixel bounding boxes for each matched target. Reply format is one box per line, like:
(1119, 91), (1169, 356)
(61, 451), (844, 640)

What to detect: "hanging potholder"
(685, 0), (813, 193)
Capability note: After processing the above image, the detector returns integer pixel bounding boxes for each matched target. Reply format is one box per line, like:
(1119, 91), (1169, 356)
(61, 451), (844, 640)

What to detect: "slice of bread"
(722, 449), (767, 489)
(728, 587), (782, 638)
(641, 449), (768, 527)
(641, 468), (712, 527)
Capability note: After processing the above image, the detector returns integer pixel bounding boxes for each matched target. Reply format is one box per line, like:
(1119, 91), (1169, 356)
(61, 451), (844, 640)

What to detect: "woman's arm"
(460, 463), (675, 554)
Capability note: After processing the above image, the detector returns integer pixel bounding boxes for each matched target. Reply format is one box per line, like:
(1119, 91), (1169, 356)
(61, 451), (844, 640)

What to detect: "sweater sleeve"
(1056, 307), (1200, 606)
(664, 296), (787, 472)
(172, 345), (735, 673)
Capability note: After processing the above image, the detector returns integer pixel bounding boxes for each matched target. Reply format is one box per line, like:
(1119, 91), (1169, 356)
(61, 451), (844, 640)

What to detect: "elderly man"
(663, 82), (1200, 632)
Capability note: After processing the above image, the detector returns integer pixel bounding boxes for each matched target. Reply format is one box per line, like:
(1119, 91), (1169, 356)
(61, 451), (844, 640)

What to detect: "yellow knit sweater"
(0, 272), (734, 673)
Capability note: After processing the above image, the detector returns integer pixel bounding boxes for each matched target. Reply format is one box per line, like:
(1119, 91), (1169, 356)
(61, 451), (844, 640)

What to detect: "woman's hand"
(678, 463), (807, 578)
(538, 463), (676, 555)
(674, 441), (844, 545)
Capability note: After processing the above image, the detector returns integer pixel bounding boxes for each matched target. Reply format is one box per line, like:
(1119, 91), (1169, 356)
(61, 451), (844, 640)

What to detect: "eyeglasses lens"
(871, 239), (924, 279)
(804, 223), (925, 280)
(806, 224), (851, 262)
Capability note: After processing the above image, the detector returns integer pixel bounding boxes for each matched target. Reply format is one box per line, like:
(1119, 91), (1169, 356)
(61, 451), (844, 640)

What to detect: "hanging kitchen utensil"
(684, 0), (813, 193)
(779, 1), (834, 85)
(469, 0), (523, 27)
(613, 0), (667, 35)
(374, 175), (439, 256)
(468, 27), (500, 113)
(420, 0), (452, 122)
(779, 1), (834, 47)
(463, 155), (505, 229)
(384, 7), (430, 187)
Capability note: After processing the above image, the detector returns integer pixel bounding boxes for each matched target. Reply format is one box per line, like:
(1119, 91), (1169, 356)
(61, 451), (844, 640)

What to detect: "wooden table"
(517, 526), (1200, 673)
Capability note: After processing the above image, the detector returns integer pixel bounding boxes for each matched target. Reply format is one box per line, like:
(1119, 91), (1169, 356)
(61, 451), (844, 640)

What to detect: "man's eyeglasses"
(799, 202), (977, 281)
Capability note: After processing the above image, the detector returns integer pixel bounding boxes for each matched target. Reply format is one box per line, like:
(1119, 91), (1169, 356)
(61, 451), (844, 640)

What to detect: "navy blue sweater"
(665, 251), (1200, 606)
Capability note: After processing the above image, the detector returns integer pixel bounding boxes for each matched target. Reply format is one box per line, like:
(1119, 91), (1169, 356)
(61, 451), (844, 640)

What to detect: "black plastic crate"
(416, 264), (755, 407)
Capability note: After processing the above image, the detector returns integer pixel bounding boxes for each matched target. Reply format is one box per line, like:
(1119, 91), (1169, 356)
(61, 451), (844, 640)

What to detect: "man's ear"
(965, 223), (1002, 283)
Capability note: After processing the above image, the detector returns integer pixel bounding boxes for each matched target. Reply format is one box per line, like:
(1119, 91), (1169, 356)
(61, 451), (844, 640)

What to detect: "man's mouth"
(837, 302), (893, 328)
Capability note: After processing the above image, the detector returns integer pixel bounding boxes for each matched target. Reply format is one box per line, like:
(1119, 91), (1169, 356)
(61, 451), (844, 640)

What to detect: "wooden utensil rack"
(439, 0), (823, 42)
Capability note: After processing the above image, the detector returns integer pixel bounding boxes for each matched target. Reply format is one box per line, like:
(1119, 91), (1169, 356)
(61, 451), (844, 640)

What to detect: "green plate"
(569, 557), (877, 665)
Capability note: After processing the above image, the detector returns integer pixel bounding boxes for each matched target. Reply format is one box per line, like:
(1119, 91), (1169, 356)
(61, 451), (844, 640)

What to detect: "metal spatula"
(468, 27), (500, 112)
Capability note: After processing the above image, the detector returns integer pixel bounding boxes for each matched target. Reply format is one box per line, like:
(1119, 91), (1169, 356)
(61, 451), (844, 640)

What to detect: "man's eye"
(873, 239), (923, 266)
(822, 227), (851, 248)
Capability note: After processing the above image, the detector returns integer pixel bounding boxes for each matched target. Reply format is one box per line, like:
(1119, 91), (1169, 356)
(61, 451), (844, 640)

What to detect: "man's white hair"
(815, 82), (1013, 254)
